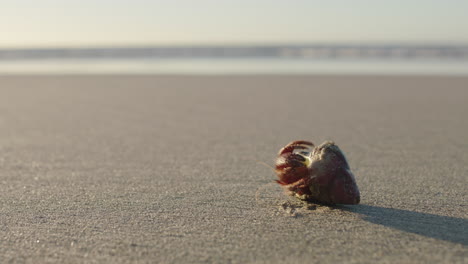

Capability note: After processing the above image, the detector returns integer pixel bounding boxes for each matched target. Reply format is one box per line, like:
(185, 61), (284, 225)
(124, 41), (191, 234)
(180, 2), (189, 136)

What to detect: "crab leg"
(275, 141), (314, 187)
(277, 140), (314, 155)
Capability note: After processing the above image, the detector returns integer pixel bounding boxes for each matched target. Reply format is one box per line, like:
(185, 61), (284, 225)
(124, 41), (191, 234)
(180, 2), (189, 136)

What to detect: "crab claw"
(275, 153), (309, 185)
(275, 141), (314, 190)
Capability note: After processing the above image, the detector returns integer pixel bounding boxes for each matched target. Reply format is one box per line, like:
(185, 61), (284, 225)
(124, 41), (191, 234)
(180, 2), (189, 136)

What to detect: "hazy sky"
(1, 0), (467, 47)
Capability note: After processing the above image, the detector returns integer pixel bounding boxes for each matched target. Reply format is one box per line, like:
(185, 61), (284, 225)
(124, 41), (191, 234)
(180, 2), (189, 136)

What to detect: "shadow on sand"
(341, 204), (468, 245)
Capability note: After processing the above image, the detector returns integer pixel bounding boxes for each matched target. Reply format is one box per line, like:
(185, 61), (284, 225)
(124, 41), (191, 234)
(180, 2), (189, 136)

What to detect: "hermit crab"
(275, 140), (360, 204)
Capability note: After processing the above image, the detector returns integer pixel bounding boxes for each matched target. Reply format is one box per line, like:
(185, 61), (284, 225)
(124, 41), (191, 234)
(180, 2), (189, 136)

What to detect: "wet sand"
(0, 75), (467, 263)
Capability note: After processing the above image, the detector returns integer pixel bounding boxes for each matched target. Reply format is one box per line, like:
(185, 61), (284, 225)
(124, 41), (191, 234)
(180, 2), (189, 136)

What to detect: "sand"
(0, 75), (467, 263)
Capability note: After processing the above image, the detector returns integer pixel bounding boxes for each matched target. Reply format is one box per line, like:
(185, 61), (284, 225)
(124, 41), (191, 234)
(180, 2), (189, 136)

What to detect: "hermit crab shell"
(275, 141), (360, 205)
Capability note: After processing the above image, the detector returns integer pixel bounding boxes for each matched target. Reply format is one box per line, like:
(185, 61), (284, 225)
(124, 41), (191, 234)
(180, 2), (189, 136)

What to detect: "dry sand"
(0, 75), (467, 263)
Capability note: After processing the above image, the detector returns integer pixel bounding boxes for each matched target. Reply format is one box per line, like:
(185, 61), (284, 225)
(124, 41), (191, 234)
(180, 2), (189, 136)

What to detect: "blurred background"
(1, 0), (467, 75)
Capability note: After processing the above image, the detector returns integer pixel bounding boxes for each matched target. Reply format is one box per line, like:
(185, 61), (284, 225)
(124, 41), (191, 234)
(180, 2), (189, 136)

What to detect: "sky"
(1, 0), (468, 47)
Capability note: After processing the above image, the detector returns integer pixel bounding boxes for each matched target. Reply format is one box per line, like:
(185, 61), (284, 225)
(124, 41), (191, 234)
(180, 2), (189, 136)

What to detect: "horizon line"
(2, 42), (468, 50)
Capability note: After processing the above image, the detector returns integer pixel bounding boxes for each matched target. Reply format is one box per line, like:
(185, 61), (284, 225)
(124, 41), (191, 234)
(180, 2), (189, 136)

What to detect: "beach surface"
(0, 75), (467, 263)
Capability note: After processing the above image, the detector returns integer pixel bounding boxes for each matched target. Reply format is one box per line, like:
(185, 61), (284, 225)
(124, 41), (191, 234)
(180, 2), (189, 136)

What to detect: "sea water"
(0, 46), (467, 75)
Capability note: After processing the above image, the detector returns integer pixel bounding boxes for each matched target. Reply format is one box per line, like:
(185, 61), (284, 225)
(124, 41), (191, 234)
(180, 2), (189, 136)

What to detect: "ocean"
(1, 45), (467, 75)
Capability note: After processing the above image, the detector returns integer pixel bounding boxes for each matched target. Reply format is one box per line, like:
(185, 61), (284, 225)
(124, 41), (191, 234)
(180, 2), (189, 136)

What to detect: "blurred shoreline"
(1, 44), (467, 75)
(1, 44), (468, 60)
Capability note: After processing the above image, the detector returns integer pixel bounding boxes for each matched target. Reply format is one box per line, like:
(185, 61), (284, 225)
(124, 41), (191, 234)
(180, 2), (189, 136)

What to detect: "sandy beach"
(0, 75), (467, 263)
